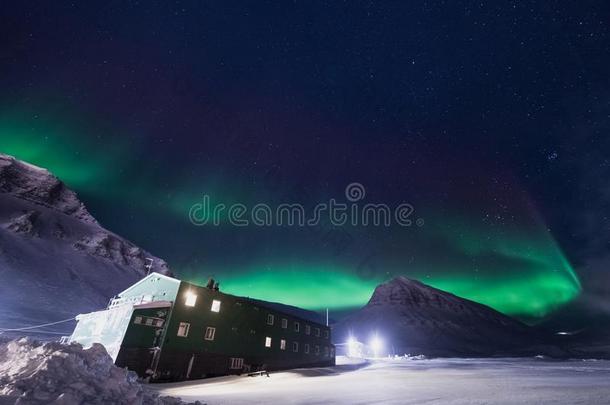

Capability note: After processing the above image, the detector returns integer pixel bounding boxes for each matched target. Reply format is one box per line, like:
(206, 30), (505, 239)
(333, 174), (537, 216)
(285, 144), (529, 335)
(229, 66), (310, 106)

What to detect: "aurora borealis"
(2, 1), (609, 325)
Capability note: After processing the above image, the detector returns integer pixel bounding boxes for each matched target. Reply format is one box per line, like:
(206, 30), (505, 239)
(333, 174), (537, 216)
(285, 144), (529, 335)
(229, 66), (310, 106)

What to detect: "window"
(204, 327), (216, 341)
(230, 358), (244, 369)
(267, 314), (274, 325)
(265, 336), (272, 347)
(324, 346), (329, 357)
(177, 322), (190, 337)
(315, 345), (320, 355)
(155, 319), (164, 327)
(315, 327), (320, 337)
(280, 339), (286, 350)
(292, 341), (299, 352)
(304, 343), (310, 354)
(324, 330), (329, 339)
(294, 322), (300, 332)
(185, 291), (197, 307)
(305, 325), (311, 335)
(281, 318), (288, 329)
(134, 316), (142, 324)
(145, 318), (154, 326)
(211, 300), (221, 312)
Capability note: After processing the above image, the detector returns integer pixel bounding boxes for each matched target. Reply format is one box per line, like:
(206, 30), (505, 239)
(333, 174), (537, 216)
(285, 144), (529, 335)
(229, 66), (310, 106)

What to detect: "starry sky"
(1, 1), (609, 323)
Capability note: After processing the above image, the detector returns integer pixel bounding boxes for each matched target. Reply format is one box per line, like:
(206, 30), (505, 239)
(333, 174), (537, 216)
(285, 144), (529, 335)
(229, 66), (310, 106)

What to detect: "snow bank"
(0, 338), (200, 405)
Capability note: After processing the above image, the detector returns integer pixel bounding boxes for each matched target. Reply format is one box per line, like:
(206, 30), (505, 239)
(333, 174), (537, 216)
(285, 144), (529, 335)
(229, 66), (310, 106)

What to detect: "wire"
(0, 317), (76, 332)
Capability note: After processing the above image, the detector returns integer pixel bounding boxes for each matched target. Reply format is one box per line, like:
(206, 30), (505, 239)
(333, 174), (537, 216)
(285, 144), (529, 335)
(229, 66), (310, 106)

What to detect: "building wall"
(154, 281), (335, 381)
(115, 306), (170, 376)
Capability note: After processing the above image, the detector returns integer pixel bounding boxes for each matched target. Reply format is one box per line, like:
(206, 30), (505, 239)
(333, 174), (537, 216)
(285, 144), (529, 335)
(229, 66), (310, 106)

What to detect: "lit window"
(294, 322), (300, 332)
(155, 319), (164, 327)
(292, 341), (299, 352)
(265, 336), (272, 347)
(304, 343), (310, 354)
(177, 322), (190, 337)
(230, 358), (244, 369)
(134, 316), (142, 324)
(305, 325), (311, 335)
(267, 314), (274, 325)
(281, 318), (288, 329)
(211, 300), (221, 313)
(315, 345), (320, 355)
(324, 330), (329, 339)
(185, 291), (197, 307)
(145, 318), (153, 326)
(204, 326), (216, 341)
(280, 339), (286, 350)
(315, 327), (320, 337)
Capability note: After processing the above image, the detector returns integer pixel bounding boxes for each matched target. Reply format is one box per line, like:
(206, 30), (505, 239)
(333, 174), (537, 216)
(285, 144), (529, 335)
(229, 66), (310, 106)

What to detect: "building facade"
(70, 273), (335, 381)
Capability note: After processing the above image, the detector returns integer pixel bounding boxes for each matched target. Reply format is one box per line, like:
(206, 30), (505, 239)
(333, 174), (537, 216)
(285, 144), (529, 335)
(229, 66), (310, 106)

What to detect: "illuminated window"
(185, 291), (197, 307)
(280, 339), (286, 350)
(145, 318), (153, 326)
(211, 300), (221, 313)
(155, 319), (164, 327)
(134, 316), (142, 324)
(267, 314), (274, 325)
(177, 322), (190, 337)
(204, 327), (216, 341)
(265, 336), (272, 347)
(304, 343), (310, 354)
(315, 327), (320, 337)
(305, 325), (310, 335)
(294, 322), (300, 332)
(230, 358), (244, 369)
(292, 342), (299, 352)
(315, 345), (320, 355)
(281, 318), (288, 329)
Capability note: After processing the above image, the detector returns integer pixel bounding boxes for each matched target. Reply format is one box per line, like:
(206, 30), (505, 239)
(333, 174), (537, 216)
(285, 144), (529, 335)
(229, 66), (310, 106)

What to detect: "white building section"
(69, 273), (181, 361)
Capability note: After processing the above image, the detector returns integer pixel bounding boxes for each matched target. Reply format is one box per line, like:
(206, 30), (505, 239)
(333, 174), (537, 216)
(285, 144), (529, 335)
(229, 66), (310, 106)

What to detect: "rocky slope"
(333, 276), (548, 357)
(0, 153), (172, 337)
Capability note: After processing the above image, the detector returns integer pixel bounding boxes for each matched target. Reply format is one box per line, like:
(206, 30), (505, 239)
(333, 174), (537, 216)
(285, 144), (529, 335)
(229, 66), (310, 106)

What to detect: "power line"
(0, 317), (76, 332)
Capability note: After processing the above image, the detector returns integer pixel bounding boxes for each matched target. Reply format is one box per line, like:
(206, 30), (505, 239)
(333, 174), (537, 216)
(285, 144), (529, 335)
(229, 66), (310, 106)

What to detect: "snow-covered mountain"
(0, 153), (172, 337)
(333, 276), (542, 357)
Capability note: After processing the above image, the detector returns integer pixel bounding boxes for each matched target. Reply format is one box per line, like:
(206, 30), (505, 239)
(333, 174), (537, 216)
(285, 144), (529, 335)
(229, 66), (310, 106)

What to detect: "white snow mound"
(0, 338), (200, 405)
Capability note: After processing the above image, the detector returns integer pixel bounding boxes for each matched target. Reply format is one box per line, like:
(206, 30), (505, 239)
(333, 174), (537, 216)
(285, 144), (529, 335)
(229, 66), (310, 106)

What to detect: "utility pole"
(145, 258), (154, 276)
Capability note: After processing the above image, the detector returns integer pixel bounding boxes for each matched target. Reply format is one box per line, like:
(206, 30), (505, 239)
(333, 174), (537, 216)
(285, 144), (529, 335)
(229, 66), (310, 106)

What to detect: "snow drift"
(0, 337), (198, 404)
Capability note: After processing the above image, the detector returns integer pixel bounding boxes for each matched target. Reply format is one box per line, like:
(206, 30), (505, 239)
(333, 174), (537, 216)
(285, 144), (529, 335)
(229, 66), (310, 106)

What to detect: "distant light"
(185, 291), (197, 307)
(347, 336), (360, 357)
(370, 335), (383, 357)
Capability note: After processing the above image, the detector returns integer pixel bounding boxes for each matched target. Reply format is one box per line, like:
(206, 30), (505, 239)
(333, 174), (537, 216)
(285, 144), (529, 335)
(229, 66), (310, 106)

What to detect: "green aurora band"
(1, 110), (582, 320)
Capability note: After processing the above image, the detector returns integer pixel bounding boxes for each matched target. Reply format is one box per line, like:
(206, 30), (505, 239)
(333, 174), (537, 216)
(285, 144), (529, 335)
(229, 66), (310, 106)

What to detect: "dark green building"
(70, 273), (335, 381)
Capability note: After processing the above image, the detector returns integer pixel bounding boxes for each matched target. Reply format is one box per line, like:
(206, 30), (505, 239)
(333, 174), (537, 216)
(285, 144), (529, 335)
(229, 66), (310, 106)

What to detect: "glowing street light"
(370, 335), (382, 358)
(347, 336), (359, 357)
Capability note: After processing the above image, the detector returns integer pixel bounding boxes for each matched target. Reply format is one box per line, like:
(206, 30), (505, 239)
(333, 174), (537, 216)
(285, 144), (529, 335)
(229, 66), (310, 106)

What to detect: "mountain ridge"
(0, 153), (172, 336)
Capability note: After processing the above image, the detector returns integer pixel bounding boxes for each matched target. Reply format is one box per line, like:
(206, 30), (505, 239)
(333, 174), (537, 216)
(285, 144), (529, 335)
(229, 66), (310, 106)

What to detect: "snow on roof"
(117, 272), (180, 296)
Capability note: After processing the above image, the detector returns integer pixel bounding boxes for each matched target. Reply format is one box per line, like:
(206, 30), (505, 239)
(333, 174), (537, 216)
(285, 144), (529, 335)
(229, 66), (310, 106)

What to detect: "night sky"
(1, 2), (609, 322)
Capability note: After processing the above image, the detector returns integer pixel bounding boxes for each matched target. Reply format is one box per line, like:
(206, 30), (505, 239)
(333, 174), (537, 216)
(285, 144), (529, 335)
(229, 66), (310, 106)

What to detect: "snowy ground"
(151, 356), (610, 405)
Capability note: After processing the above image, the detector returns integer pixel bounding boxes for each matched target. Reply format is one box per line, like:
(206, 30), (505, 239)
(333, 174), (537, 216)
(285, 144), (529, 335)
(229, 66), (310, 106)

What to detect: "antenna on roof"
(145, 258), (154, 276)
(326, 308), (329, 326)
